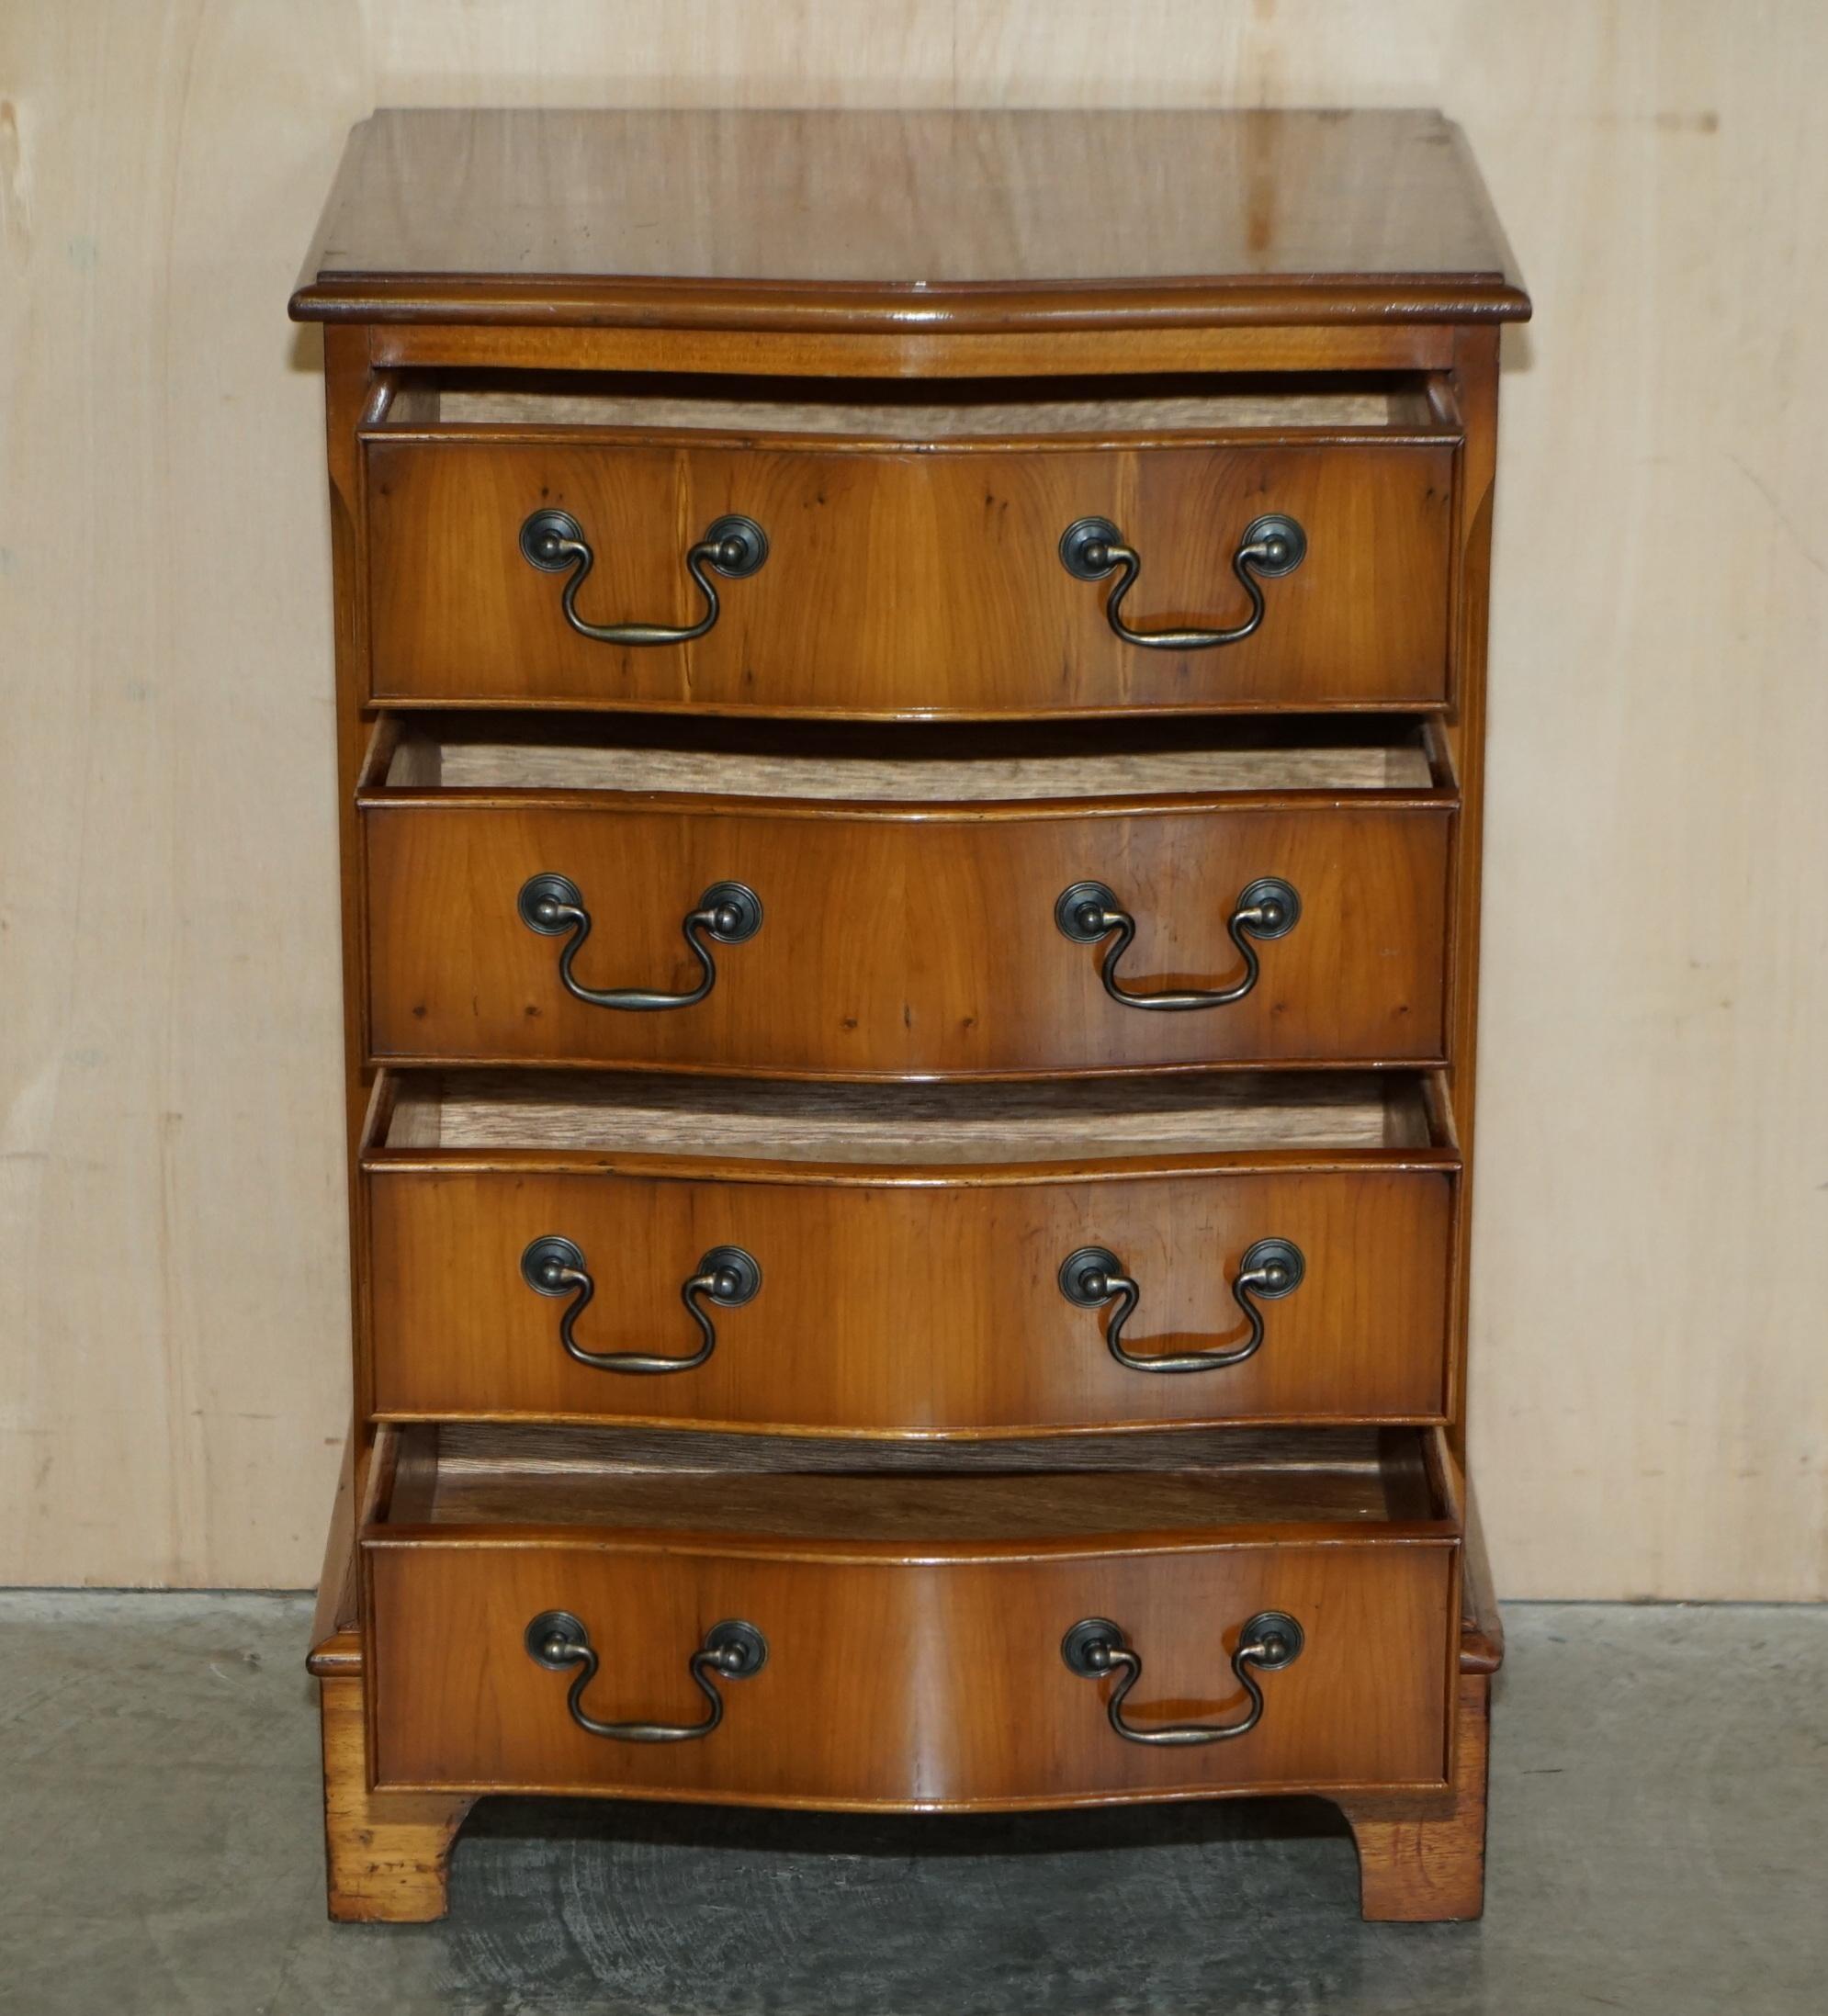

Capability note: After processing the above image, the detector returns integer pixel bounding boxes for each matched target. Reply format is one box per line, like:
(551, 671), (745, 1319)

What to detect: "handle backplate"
(1061, 1611), (1303, 1678)
(526, 1611), (768, 1678)
(520, 508), (769, 581)
(1061, 1611), (1303, 1747)
(518, 873), (762, 945)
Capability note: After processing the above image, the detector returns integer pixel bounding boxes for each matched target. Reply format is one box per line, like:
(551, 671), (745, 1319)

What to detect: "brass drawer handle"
(1055, 877), (1300, 1011)
(1059, 512), (1305, 651)
(1062, 1612), (1303, 1746)
(1058, 1238), (1304, 1373)
(521, 1236), (760, 1374)
(518, 874), (762, 1011)
(525, 1612), (767, 1743)
(519, 507), (767, 647)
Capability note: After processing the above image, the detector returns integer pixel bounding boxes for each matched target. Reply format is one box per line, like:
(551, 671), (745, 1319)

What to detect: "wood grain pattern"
(1337, 1671), (1491, 1921)
(405, 1420), (1436, 1489)
(382, 1421), (1446, 1532)
(367, 1544), (1454, 1808)
(310, 1443), (1495, 1913)
(317, 1672), (472, 1922)
(0, 0), (360, 1588)
(387, 1066), (1436, 1159)
(6, 5), (1824, 1607)
(434, 375), (1416, 434)
(370, 321), (1454, 379)
(364, 1089), (1456, 1433)
(418, 726), (1437, 798)
(362, 1421), (1457, 1807)
(364, 432), (1456, 715)
(291, 108), (1526, 327)
(309, 1432), (360, 1664)
(362, 796), (1451, 1075)
(370, 1177), (1455, 1433)
(1439, 330), (1496, 1479)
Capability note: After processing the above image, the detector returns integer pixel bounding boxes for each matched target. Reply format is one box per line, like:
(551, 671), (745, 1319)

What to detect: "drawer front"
(368, 1166), (1454, 1431)
(367, 1539), (1454, 1806)
(365, 437), (1454, 715)
(364, 804), (1450, 1073)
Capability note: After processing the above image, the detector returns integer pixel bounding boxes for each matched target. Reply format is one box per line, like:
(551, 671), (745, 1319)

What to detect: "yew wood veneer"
(361, 1070), (1459, 1434)
(363, 1425), (1461, 1809)
(364, 432), (1456, 715)
(358, 733), (1454, 1076)
(294, 107), (1527, 1931)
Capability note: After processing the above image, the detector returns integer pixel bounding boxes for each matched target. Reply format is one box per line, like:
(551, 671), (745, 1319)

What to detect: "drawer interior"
(367, 713), (1446, 800)
(372, 1423), (1454, 1539)
(376, 1067), (1444, 1163)
(372, 368), (1446, 439)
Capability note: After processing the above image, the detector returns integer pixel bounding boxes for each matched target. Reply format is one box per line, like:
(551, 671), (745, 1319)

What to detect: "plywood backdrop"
(2, 3), (1822, 1598)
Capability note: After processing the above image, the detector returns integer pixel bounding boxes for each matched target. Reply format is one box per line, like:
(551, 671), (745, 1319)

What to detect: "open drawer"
(361, 1422), (1463, 1808)
(357, 714), (1457, 1076)
(362, 1067), (1460, 1433)
(360, 369), (1461, 717)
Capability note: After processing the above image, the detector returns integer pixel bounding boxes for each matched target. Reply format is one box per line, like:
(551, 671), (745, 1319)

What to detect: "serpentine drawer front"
(361, 391), (1458, 716)
(363, 1070), (1459, 1433)
(362, 1423), (1461, 1808)
(357, 718), (1453, 1076)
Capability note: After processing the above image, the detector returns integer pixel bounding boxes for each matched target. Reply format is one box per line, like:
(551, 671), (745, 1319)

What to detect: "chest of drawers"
(294, 107), (1525, 1926)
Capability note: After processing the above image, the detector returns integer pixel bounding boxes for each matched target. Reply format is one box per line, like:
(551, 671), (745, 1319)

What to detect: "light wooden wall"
(2, 2), (1822, 1598)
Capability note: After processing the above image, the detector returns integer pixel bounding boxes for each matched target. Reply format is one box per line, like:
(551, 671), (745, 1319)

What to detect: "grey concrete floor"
(0, 1595), (1821, 2014)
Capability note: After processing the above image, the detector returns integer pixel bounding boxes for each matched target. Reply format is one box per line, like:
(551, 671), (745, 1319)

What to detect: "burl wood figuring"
(293, 107), (1527, 1927)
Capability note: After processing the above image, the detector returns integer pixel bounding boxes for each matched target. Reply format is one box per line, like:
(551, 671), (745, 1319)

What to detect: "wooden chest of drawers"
(294, 107), (1526, 1927)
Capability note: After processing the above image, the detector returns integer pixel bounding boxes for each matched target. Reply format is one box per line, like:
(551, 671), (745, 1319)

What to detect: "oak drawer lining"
(381, 1068), (1439, 1161)
(385, 717), (1439, 799)
(378, 1423), (1446, 1534)
(383, 369), (1437, 438)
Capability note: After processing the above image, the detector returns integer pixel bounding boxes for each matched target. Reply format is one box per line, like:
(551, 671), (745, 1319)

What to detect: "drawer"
(361, 373), (1459, 716)
(357, 716), (1455, 1076)
(362, 1423), (1461, 1807)
(363, 1069), (1458, 1433)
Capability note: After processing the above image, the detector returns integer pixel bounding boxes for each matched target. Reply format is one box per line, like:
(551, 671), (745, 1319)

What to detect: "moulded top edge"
(290, 108), (1530, 328)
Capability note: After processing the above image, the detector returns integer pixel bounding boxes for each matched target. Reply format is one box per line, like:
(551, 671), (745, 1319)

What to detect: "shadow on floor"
(1, 1596), (1824, 2015)
(436, 1788), (1406, 2015)
(463, 1785), (1352, 1854)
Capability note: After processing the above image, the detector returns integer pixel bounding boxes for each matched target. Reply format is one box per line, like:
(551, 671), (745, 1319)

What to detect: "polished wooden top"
(292, 108), (1528, 330)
